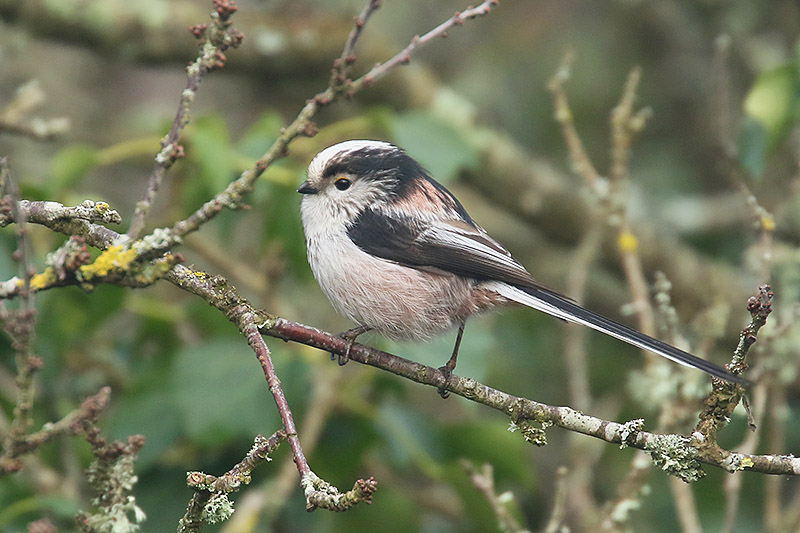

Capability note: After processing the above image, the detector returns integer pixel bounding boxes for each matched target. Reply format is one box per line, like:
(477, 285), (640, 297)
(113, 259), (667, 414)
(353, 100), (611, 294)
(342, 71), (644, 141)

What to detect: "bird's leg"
(438, 322), (466, 398)
(333, 325), (372, 366)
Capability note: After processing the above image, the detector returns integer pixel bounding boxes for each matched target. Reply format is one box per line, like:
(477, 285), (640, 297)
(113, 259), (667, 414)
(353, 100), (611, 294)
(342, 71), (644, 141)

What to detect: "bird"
(297, 140), (749, 393)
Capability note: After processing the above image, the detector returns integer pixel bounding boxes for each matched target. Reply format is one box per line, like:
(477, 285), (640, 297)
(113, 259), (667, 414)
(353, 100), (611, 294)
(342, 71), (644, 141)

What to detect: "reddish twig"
(350, 0), (499, 91)
(329, 0), (382, 89)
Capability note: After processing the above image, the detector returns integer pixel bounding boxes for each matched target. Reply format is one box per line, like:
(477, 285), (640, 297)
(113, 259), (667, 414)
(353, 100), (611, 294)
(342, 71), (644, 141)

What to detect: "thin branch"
(563, 222), (602, 412)
(222, 368), (347, 528)
(241, 318), (310, 480)
(166, 265), (377, 512)
(668, 479), (702, 533)
(178, 431), (287, 532)
(329, 0), (382, 89)
(0, 199), (122, 228)
(0, 387), (111, 476)
(126, 0), (243, 240)
(542, 466), (569, 533)
(462, 460), (530, 533)
(0, 162), (41, 472)
(721, 379), (768, 533)
(0, 80), (70, 141)
(259, 313), (788, 476)
(547, 52), (604, 188)
(350, 0), (499, 91)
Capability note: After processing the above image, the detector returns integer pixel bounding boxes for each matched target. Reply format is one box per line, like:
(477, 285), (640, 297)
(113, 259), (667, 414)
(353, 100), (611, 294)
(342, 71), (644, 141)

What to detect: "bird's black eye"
(334, 177), (351, 191)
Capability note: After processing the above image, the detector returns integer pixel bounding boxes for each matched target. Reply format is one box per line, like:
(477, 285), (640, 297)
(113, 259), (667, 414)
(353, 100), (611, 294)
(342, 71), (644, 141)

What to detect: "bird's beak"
(297, 180), (318, 195)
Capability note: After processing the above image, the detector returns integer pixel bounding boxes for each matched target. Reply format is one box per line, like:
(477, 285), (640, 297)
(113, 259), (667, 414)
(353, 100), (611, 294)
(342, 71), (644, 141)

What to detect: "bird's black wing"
(346, 206), (543, 289)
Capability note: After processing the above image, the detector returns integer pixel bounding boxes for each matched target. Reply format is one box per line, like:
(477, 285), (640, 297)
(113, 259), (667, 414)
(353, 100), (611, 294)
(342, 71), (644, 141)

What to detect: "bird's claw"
(437, 365), (452, 398)
(331, 325), (371, 366)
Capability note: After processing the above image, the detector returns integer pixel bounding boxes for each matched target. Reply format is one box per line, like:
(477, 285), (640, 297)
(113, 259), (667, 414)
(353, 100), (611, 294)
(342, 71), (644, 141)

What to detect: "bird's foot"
(331, 325), (372, 366)
(437, 365), (453, 399)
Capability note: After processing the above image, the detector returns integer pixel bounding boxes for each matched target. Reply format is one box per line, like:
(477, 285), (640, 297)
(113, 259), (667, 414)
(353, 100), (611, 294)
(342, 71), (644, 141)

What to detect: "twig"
(242, 319), (310, 480)
(563, 223), (602, 411)
(0, 387), (112, 476)
(462, 460), (530, 533)
(547, 52), (604, 188)
(76, 428), (147, 532)
(542, 466), (569, 533)
(720, 379), (768, 533)
(329, 0), (382, 89)
(0, 80), (70, 141)
(763, 382), (786, 532)
(350, 0), (499, 92)
(127, 0), (243, 240)
(166, 265), (377, 512)
(608, 67), (656, 339)
(562, 220), (603, 525)
(178, 431), (287, 531)
(0, 162), (40, 469)
(223, 368), (347, 528)
(693, 285), (771, 462)
(668, 478), (701, 533)
(0, 199), (122, 228)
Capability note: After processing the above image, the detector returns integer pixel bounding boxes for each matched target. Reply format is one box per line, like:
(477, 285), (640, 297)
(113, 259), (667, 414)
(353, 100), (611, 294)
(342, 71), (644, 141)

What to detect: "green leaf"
(50, 144), (99, 194)
(106, 388), (182, 469)
(190, 114), (234, 193)
(169, 338), (280, 446)
(390, 112), (479, 183)
(740, 63), (800, 177)
(737, 116), (769, 179)
(236, 111), (283, 159)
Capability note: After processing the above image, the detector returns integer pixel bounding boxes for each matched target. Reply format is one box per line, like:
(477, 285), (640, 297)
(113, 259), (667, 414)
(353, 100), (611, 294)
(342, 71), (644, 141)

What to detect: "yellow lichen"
(79, 245), (138, 280)
(95, 201), (110, 214)
(760, 214), (776, 232)
(617, 231), (639, 253)
(21, 268), (57, 291)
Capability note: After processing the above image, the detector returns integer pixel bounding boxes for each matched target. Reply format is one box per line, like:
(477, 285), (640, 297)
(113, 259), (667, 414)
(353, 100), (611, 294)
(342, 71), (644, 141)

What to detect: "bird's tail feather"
(488, 282), (750, 386)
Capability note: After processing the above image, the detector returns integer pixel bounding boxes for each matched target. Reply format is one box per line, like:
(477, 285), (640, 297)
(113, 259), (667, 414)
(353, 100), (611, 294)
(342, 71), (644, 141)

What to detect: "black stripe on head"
(323, 143), (473, 221)
(321, 145), (418, 182)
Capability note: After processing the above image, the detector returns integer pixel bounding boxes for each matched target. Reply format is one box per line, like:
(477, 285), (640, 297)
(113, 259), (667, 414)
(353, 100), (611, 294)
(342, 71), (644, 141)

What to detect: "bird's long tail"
(488, 282), (750, 386)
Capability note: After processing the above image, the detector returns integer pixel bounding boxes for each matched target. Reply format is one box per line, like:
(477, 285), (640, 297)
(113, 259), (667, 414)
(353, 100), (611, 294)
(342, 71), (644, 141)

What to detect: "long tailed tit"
(298, 140), (749, 390)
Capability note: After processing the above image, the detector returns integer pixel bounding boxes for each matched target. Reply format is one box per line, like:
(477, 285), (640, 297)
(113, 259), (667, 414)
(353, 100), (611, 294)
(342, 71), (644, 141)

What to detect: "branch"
(127, 0), (243, 240)
(0, 80), (70, 140)
(178, 431), (287, 531)
(462, 460), (530, 533)
(261, 315), (793, 477)
(0, 387), (112, 475)
(349, 0), (499, 92)
(692, 285), (772, 463)
(166, 264), (377, 512)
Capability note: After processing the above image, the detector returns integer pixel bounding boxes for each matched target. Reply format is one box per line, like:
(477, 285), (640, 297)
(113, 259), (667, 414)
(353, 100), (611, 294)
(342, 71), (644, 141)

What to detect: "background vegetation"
(1, 0), (799, 531)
